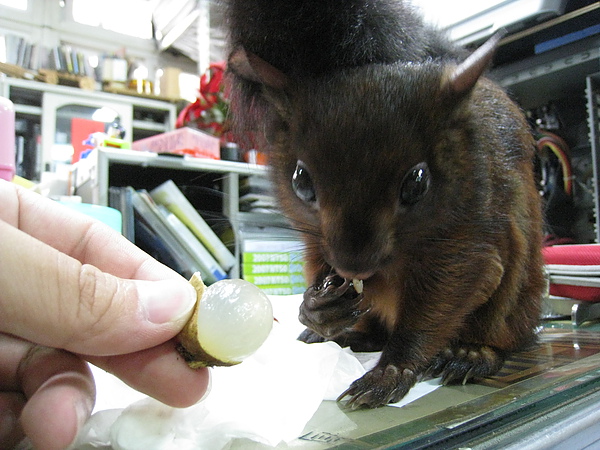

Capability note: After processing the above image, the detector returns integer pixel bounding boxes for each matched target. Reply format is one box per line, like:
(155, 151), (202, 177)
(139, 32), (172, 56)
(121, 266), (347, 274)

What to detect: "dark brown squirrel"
(222, 0), (545, 409)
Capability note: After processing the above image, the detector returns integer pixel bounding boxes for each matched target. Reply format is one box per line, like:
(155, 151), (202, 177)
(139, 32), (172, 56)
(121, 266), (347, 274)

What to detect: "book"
(243, 274), (307, 286)
(243, 251), (304, 264)
(50, 46), (62, 71)
(258, 285), (307, 295)
(156, 205), (227, 283)
(150, 180), (236, 271)
(131, 189), (201, 279)
(242, 262), (304, 275)
(134, 216), (189, 277)
(241, 235), (307, 287)
(108, 186), (135, 241)
(242, 238), (304, 254)
(133, 189), (228, 284)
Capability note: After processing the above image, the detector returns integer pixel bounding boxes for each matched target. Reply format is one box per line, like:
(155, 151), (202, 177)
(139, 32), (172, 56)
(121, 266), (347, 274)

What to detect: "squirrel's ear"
(446, 30), (505, 95)
(228, 46), (289, 90)
(228, 46), (292, 120)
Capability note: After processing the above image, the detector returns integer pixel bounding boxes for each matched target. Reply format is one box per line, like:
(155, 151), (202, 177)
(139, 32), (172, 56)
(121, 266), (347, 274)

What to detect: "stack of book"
(1, 33), (45, 71)
(242, 238), (307, 295)
(239, 175), (280, 214)
(109, 180), (236, 284)
(0, 32), (95, 77)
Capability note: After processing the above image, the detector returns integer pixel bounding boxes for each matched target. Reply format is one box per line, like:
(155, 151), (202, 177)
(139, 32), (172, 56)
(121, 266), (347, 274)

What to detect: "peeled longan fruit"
(176, 273), (274, 368)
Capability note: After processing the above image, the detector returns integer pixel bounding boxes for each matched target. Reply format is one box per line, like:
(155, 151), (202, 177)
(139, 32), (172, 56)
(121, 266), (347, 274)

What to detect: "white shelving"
(75, 147), (290, 278)
(0, 77), (176, 177)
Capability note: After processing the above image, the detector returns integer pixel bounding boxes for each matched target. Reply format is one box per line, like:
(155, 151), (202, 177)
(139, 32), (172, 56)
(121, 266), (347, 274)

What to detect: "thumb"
(0, 222), (197, 356)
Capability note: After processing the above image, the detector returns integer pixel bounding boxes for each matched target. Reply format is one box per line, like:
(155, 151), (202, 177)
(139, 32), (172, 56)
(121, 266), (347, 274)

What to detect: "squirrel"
(222, 0), (545, 408)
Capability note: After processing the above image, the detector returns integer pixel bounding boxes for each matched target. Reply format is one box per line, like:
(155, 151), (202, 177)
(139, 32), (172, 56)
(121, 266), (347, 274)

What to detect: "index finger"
(0, 180), (175, 281)
(0, 181), (197, 356)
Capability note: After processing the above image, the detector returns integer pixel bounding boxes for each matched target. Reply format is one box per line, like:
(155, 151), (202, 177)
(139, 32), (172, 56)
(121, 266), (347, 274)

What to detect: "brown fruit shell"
(176, 273), (241, 368)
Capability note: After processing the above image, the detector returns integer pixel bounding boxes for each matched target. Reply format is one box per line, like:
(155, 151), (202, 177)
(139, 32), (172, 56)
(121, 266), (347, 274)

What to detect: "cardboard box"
(132, 127), (220, 159)
(159, 67), (181, 99)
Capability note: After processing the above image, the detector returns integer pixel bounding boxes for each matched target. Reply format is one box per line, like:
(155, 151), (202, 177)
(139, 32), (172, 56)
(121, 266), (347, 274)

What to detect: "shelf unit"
(0, 77), (176, 178)
(75, 147), (294, 278)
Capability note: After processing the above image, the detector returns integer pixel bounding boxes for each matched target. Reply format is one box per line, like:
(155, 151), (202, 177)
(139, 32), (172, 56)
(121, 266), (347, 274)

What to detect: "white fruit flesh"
(195, 278), (273, 364)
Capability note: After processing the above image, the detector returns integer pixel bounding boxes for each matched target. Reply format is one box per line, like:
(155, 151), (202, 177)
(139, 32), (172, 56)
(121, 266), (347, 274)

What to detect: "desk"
(230, 322), (600, 449)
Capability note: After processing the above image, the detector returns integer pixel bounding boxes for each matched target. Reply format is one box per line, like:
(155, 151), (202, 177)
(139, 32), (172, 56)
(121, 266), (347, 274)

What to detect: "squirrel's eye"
(292, 161), (317, 204)
(400, 162), (430, 205)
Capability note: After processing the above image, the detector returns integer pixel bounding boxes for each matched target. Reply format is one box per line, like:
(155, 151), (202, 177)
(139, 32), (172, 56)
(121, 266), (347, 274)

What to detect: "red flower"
(176, 62), (229, 137)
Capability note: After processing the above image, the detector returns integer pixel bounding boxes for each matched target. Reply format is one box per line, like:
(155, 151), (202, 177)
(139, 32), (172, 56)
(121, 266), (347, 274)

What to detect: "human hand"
(0, 180), (210, 450)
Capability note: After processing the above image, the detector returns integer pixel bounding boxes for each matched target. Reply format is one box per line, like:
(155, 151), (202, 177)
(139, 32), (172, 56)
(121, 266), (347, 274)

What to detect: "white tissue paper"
(73, 295), (440, 449)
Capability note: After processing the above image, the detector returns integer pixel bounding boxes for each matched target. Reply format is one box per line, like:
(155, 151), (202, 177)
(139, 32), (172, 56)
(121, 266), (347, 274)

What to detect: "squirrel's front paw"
(297, 328), (327, 343)
(298, 273), (365, 339)
(425, 343), (506, 385)
(337, 364), (417, 409)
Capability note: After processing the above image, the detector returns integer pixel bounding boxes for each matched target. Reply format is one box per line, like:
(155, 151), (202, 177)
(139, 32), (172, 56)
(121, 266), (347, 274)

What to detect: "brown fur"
(224, 2), (544, 409)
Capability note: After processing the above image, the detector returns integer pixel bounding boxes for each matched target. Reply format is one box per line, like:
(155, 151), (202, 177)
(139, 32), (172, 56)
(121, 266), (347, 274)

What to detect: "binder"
(150, 180), (236, 271)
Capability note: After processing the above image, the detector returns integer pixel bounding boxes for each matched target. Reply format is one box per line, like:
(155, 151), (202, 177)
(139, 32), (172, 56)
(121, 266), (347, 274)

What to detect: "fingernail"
(72, 398), (92, 442)
(138, 280), (196, 324)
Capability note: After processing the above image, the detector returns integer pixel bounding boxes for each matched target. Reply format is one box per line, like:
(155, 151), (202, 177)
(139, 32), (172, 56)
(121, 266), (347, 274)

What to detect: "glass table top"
(231, 321), (600, 449)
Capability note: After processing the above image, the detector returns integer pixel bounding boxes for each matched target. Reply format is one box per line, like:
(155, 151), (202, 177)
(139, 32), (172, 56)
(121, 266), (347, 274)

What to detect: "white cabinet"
(0, 77), (176, 179)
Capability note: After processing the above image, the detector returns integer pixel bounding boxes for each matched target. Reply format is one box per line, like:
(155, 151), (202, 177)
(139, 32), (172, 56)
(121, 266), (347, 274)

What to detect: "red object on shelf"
(176, 62), (228, 137)
(543, 244), (600, 302)
(71, 118), (105, 163)
(132, 127), (221, 160)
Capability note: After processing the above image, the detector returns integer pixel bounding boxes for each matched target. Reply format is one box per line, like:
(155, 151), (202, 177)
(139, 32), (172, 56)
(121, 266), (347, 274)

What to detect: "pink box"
(132, 127), (220, 160)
